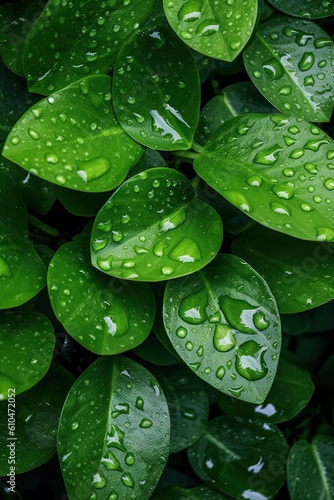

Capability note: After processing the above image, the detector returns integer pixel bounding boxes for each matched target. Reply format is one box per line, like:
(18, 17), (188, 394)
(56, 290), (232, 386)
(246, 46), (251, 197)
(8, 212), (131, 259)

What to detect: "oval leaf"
(194, 113), (334, 241)
(58, 356), (170, 500)
(113, 23), (200, 151)
(152, 485), (230, 499)
(91, 167), (223, 281)
(163, 253), (281, 404)
(267, 0), (334, 19)
(243, 15), (334, 122)
(48, 239), (155, 355)
(163, 0), (258, 61)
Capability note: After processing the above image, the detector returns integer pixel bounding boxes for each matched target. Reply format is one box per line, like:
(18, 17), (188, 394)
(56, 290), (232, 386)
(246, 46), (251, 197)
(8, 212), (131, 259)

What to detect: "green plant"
(0, 1), (334, 499)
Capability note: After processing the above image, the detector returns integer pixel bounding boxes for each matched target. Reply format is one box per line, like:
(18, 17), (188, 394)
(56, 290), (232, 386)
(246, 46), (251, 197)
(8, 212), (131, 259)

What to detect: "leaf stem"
(192, 142), (204, 154)
(28, 214), (59, 237)
(172, 150), (198, 163)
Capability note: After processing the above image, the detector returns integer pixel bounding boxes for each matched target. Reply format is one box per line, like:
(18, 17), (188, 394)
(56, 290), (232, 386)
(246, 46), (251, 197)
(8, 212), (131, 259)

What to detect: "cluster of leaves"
(1, 0), (334, 499)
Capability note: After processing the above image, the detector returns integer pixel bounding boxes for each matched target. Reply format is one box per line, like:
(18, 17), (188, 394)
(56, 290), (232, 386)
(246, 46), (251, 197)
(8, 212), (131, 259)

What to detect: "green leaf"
(163, 253), (281, 404)
(3, 76), (143, 192)
(58, 356), (170, 500)
(218, 352), (315, 423)
(194, 113), (334, 241)
(133, 334), (179, 366)
(113, 23), (200, 151)
(163, 0), (258, 62)
(187, 415), (288, 500)
(55, 186), (112, 216)
(0, 309), (55, 400)
(287, 435), (334, 500)
(154, 365), (209, 452)
(23, 0), (154, 95)
(281, 302), (334, 336)
(267, 0), (334, 19)
(48, 239), (155, 355)
(91, 167), (223, 281)
(128, 149), (167, 177)
(0, 363), (74, 475)
(243, 15), (334, 122)
(152, 484), (230, 499)
(232, 224), (334, 313)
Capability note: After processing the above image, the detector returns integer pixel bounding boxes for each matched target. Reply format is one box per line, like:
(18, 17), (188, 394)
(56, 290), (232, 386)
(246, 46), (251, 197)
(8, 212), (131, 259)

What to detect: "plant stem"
(192, 142), (204, 154)
(28, 214), (59, 237)
(172, 150), (198, 163)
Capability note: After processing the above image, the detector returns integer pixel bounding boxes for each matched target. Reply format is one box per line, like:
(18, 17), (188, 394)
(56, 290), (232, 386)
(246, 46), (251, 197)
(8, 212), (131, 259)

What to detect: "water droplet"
(304, 162), (318, 174)
(169, 237), (201, 263)
(223, 191), (252, 213)
(135, 397), (144, 410)
(270, 202), (291, 216)
(253, 70), (262, 78)
(76, 157), (110, 182)
(254, 145), (282, 165)
(28, 128), (40, 140)
(92, 471), (106, 489)
(176, 327), (187, 338)
(179, 288), (208, 324)
(121, 472), (134, 488)
(159, 208), (186, 232)
(262, 58), (284, 80)
(209, 311), (221, 323)
(111, 403), (130, 418)
(178, 0), (202, 22)
(253, 311), (270, 331)
(235, 340), (268, 381)
(289, 149), (305, 159)
(71, 421), (79, 430)
(316, 226), (334, 241)
(247, 175), (262, 187)
(272, 185), (294, 199)
(229, 386), (245, 397)
(298, 52), (314, 71)
(314, 37), (332, 49)
(45, 153), (59, 164)
(301, 203), (312, 212)
(185, 341), (194, 351)
(125, 453), (135, 466)
(196, 19), (219, 37)
(140, 419), (153, 428)
(0, 256), (12, 278)
(324, 178), (334, 190)
(106, 425), (126, 451)
(278, 85), (292, 95)
(55, 175), (66, 185)
(213, 323), (236, 352)
(219, 296), (258, 334)
(108, 492), (118, 500)
(101, 451), (122, 471)
(161, 266), (174, 276)
(216, 366), (226, 380)
(283, 168), (295, 177)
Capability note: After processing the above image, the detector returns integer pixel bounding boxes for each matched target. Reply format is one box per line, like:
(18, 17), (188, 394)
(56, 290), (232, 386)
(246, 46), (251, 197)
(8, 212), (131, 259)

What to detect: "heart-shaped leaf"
(0, 309), (55, 400)
(267, 0), (334, 19)
(232, 224), (334, 313)
(163, 253), (281, 404)
(2, 75), (143, 192)
(243, 15), (334, 122)
(194, 113), (334, 241)
(152, 484), (230, 499)
(187, 415), (288, 500)
(91, 167), (223, 281)
(48, 239), (155, 355)
(58, 356), (170, 500)
(287, 436), (334, 500)
(113, 23), (200, 151)
(0, 363), (74, 475)
(163, 0), (258, 62)
(23, 0), (154, 95)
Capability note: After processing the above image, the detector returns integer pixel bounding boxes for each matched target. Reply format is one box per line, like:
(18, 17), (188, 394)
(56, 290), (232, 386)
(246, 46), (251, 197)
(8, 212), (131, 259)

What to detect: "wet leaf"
(232, 224), (334, 313)
(48, 239), (155, 355)
(243, 15), (334, 122)
(23, 0), (154, 95)
(113, 23), (200, 151)
(91, 167), (222, 281)
(267, 0), (334, 19)
(58, 356), (170, 500)
(152, 484), (230, 499)
(194, 113), (334, 241)
(163, 0), (258, 61)
(3, 76), (143, 192)
(163, 253), (281, 404)
(187, 415), (288, 500)
(0, 309), (55, 400)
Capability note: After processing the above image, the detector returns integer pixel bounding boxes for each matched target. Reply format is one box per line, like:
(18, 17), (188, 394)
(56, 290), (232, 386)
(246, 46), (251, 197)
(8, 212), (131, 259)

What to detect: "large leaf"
(287, 435), (334, 500)
(23, 0), (154, 95)
(243, 15), (334, 122)
(187, 415), (288, 500)
(48, 239), (155, 355)
(194, 113), (334, 241)
(91, 167), (223, 281)
(113, 23), (200, 151)
(152, 485), (230, 499)
(232, 224), (334, 313)
(163, 0), (258, 62)
(282, 302), (334, 336)
(163, 253), (281, 404)
(267, 0), (334, 19)
(3, 76), (143, 192)
(58, 356), (170, 500)
(0, 309), (55, 400)
(0, 363), (74, 475)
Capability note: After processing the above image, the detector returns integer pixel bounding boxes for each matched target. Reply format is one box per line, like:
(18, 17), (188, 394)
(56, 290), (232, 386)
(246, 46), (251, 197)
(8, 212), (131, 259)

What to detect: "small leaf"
(91, 167), (223, 281)
(3, 76), (143, 192)
(58, 356), (170, 500)
(163, 254), (281, 404)
(163, 0), (258, 61)
(152, 484), (230, 499)
(194, 113), (334, 241)
(113, 23), (200, 151)
(232, 224), (334, 313)
(0, 309), (55, 400)
(187, 415), (288, 500)
(243, 15), (334, 122)
(267, 0), (334, 19)
(48, 239), (155, 355)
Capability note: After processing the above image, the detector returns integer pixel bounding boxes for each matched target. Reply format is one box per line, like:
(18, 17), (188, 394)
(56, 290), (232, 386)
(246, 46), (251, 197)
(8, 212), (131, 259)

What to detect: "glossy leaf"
(287, 435), (334, 500)
(48, 239), (155, 355)
(267, 0), (334, 19)
(0, 363), (74, 475)
(187, 415), (288, 500)
(163, 253), (281, 404)
(243, 15), (334, 122)
(58, 356), (170, 500)
(194, 113), (334, 241)
(218, 352), (315, 423)
(0, 309), (55, 400)
(232, 224), (334, 313)
(163, 0), (258, 61)
(3, 75), (143, 192)
(129, 149), (167, 177)
(282, 302), (334, 336)
(55, 186), (112, 217)
(23, 0), (154, 95)
(154, 365), (209, 452)
(113, 23), (200, 151)
(91, 167), (223, 281)
(152, 484), (230, 499)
